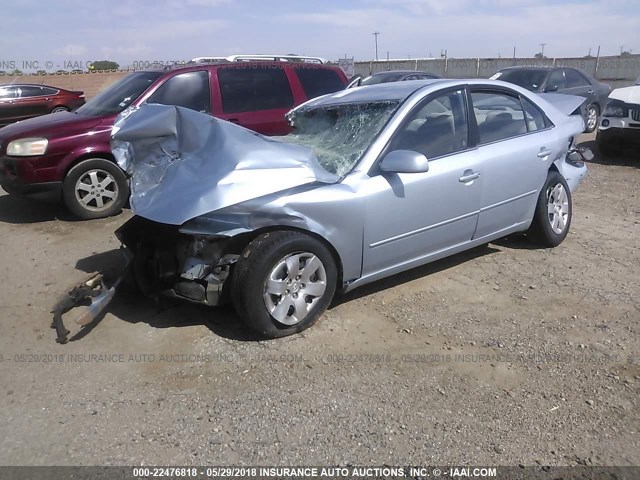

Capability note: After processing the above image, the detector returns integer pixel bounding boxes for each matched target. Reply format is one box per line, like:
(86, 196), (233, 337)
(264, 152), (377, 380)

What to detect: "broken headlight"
(603, 100), (627, 118)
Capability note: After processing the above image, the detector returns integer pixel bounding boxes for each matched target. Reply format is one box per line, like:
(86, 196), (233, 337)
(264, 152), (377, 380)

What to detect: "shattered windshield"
(280, 101), (400, 176)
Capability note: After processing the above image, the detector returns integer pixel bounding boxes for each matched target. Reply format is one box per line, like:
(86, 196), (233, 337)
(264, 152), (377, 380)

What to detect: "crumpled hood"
(111, 104), (339, 225)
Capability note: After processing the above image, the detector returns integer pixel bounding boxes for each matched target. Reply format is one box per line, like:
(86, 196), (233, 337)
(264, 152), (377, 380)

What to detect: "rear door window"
(147, 70), (211, 113)
(295, 68), (345, 99)
(471, 91), (528, 143)
(564, 69), (589, 88)
(218, 66), (294, 113)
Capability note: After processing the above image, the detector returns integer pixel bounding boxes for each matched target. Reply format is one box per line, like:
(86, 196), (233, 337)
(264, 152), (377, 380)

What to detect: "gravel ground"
(0, 133), (638, 467)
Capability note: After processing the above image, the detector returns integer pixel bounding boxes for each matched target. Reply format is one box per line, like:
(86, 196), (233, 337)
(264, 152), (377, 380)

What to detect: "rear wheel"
(62, 158), (128, 219)
(527, 171), (572, 247)
(51, 106), (69, 113)
(231, 231), (337, 338)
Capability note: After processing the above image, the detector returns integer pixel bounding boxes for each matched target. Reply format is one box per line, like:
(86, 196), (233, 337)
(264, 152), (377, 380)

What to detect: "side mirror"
(379, 150), (429, 174)
(545, 84), (559, 92)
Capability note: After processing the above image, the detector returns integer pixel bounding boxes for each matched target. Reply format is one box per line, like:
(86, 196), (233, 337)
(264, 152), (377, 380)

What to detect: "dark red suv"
(0, 61), (347, 219)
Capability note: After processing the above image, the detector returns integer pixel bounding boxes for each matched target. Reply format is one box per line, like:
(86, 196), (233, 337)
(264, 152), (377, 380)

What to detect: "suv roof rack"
(191, 54), (329, 64)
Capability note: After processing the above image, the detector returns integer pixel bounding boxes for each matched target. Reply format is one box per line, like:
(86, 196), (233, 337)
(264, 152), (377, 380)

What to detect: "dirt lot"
(0, 134), (638, 467)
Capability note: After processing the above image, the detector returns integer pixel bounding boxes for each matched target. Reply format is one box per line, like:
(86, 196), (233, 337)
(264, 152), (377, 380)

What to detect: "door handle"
(587, 89), (594, 94)
(538, 148), (552, 158)
(459, 171), (480, 183)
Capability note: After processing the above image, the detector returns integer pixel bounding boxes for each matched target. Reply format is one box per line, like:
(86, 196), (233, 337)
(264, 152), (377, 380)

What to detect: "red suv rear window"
(218, 66), (294, 113)
(296, 68), (345, 99)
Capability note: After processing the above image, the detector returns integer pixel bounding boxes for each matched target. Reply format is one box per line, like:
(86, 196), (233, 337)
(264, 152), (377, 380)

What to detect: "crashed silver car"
(111, 79), (589, 338)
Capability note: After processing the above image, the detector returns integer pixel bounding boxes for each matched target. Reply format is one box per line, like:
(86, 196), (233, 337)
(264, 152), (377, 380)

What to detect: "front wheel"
(231, 231), (337, 338)
(62, 158), (128, 219)
(527, 171), (572, 247)
(584, 104), (599, 133)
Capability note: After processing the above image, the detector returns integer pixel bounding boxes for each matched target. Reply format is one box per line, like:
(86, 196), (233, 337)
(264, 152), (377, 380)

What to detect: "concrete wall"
(2, 54), (638, 100)
(355, 54), (640, 88)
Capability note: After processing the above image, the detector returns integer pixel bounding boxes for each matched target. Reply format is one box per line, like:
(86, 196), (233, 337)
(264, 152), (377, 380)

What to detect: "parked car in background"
(491, 67), (611, 133)
(0, 57), (347, 219)
(113, 79), (589, 338)
(348, 70), (441, 88)
(596, 82), (640, 156)
(0, 84), (85, 127)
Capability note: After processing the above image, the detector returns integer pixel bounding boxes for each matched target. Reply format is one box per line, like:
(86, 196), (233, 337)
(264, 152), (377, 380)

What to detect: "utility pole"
(540, 43), (547, 57)
(373, 32), (380, 61)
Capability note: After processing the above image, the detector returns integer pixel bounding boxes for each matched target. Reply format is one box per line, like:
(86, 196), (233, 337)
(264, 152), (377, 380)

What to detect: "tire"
(584, 104), (599, 133)
(51, 106), (69, 113)
(62, 158), (128, 219)
(527, 171), (572, 247)
(231, 231), (337, 338)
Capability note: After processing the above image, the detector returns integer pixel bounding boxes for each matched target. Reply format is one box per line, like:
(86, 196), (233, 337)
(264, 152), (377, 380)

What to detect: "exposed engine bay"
(116, 216), (240, 307)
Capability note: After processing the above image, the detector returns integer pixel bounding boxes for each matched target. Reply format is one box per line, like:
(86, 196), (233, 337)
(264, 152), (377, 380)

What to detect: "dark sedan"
(491, 67), (611, 132)
(347, 70), (440, 88)
(0, 84), (85, 127)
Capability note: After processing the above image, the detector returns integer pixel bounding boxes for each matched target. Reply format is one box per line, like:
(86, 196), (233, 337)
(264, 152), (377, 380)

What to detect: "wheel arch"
(226, 225), (345, 292)
(63, 151), (118, 178)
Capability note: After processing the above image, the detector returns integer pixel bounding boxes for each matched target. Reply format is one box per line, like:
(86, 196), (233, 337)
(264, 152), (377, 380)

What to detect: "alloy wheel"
(74, 169), (119, 212)
(587, 107), (598, 131)
(547, 183), (569, 234)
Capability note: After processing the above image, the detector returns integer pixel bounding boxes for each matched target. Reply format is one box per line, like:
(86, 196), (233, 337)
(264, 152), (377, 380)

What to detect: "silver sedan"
(114, 79), (589, 338)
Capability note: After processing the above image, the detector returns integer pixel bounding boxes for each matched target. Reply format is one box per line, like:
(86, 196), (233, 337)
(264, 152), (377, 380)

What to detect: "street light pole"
(373, 32), (380, 61)
(540, 43), (547, 57)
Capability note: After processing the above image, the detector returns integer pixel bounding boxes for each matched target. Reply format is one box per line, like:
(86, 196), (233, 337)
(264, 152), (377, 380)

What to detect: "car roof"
(500, 66), (555, 72)
(299, 78), (542, 109)
(298, 79), (459, 108)
(370, 70), (433, 76)
(139, 60), (342, 75)
(0, 83), (62, 88)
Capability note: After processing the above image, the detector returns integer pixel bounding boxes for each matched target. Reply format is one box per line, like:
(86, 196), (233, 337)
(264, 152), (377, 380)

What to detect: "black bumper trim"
(0, 179), (62, 196)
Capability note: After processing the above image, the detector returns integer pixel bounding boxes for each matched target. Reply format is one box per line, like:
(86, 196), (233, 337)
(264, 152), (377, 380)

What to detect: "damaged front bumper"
(51, 219), (239, 344)
(116, 216), (240, 308)
(51, 269), (124, 344)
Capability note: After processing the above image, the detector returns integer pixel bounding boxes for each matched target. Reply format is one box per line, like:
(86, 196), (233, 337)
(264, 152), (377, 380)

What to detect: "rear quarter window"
(218, 66), (294, 113)
(295, 68), (345, 100)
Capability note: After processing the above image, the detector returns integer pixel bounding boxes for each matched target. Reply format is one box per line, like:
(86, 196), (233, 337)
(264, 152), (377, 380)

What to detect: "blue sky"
(1, 0), (638, 68)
